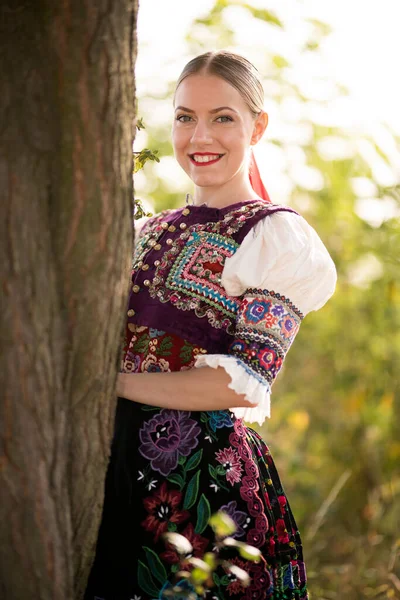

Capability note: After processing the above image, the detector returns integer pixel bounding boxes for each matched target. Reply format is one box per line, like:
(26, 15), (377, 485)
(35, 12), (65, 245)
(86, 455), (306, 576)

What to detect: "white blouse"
(194, 211), (337, 425)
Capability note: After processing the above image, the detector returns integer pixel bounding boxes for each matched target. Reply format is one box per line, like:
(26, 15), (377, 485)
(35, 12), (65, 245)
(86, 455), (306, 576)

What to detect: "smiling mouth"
(189, 153), (225, 166)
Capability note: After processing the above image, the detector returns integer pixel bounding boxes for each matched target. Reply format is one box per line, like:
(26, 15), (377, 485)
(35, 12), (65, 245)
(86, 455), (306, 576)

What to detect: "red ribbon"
(248, 148), (271, 202)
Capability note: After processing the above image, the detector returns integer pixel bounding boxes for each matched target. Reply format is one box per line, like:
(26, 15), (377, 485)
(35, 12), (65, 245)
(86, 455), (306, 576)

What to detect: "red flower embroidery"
(141, 482), (189, 541)
(160, 522), (208, 564)
(225, 557), (249, 596)
(276, 518), (290, 544)
(264, 312), (278, 328)
(278, 495), (287, 515)
(215, 447), (243, 486)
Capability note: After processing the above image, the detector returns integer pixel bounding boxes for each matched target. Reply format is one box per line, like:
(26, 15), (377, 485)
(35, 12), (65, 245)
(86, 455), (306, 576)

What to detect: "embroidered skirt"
(85, 399), (308, 600)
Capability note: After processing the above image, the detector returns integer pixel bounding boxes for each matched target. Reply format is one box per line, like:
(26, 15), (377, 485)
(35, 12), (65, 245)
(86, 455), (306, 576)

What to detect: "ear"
(251, 111), (268, 145)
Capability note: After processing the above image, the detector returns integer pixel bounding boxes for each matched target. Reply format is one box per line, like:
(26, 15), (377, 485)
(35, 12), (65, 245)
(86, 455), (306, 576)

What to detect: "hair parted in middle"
(175, 51), (265, 118)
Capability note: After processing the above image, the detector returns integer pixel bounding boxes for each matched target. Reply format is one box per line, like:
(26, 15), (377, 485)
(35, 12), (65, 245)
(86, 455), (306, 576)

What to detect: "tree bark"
(0, 1), (138, 598)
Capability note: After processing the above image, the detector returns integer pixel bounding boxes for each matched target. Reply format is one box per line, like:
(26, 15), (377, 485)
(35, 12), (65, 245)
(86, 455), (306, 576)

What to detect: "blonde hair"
(175, 51), (264, 117)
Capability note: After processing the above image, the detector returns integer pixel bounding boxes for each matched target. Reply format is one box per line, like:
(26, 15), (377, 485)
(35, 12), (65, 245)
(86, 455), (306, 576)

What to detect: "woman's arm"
(117, 367), (255, 411)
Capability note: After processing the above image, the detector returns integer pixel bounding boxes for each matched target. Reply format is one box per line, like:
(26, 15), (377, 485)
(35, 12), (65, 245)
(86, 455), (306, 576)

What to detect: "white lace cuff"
(194, 354), (271, 426)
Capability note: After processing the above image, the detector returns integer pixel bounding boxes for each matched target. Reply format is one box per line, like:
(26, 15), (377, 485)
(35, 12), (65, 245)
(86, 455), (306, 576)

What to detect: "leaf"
(247, 7), (283, 28)
(137, 560), (160, 598)
(215, 464), (226, 476)
(133, 335), (150, 354)
(167, 473), (185, 489)
(272, 55), (290, 69)
(186, 449), (203, 472)
(208, 464), (217, 479)
(158, 336), (173, 356)
(195, 494), (211, 534)
(209, 512), (236, 537)
(143, 546), (167, 585)
(183, 470), (201, 510)
(179, 343), (194, 364)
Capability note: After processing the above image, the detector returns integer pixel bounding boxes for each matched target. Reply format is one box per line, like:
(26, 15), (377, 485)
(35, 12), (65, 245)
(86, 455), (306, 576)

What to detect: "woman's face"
(172, 74), (266, 190)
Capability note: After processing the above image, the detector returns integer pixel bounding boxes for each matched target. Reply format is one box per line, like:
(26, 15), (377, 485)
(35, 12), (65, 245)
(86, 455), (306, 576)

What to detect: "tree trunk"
(0, 1), (138, 598)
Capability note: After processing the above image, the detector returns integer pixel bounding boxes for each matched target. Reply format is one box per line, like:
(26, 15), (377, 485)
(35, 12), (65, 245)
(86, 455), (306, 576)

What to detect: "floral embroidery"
(206, 411), (234, 432)
(141, 482), (190, 542)
(219, 500), (249, 539)
(141, 354), (171, 373)
(135, 202), (271, 334)
(229, 420), (269, 549)
(160, 522), (208, 564)
(229, 289), (303, 387)
(139, 410), (201, 476)
(89, 205), (309, 600)
(149, 231), (240, 334)
(215, 447), (243, 486)
(122, 327), (207, 374)
(220, 556), (271, 599)
(276, 518), (290, 544)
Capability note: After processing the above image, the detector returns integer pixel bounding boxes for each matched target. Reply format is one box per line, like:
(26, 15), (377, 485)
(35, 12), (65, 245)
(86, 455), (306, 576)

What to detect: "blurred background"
(134, 1), (400, 598)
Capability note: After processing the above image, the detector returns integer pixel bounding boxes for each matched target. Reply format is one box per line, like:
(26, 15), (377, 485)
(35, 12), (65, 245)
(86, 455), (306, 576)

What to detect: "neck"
(192, 176), (260, 209)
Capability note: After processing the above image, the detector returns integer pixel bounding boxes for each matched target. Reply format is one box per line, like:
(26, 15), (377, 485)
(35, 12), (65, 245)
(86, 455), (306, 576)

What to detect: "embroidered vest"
(125, 200), (298, 358)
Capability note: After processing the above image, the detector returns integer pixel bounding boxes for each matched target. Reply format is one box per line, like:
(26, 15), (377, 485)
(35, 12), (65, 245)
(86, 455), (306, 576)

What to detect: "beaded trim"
(144, 203), (271, 333)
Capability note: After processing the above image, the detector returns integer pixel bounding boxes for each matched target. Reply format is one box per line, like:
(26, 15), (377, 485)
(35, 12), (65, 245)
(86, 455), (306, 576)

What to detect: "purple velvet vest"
(126, 200), (298, 355)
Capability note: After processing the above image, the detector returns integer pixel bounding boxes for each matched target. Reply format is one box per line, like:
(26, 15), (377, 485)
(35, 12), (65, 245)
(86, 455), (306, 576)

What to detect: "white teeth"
(192, 154), (221, 163)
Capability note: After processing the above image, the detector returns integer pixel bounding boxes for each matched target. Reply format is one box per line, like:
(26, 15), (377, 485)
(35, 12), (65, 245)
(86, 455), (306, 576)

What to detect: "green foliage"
(133, 148), (160, 174)
(136, 3), (400, 598)
(133, 119), (156, 220)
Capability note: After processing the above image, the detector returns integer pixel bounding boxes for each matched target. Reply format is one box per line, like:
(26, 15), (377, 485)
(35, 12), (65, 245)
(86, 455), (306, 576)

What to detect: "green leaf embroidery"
(133, 335), (150, 354)
(178, 455), (186, 466)
(137, 560), (159, 597)
(220, 574), (231, 586)
(143, 547), (167, 585)
(208, 464), (217, 479)
(195, 494), (211, 534)
(158, 336), (173, 356)
(179, 343), (194, 364)
(183, 470), (201, 510)
(167, 473), (185, 489)
(167, 521), (178, 532)
(216, 464), (226, 476)
(213, 572), (221, 586)
(185, 449), (203, 472)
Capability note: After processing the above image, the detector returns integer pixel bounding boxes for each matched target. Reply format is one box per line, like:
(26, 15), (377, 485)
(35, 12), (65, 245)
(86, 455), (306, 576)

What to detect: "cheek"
(222, 126), (248, 146)
(172, 126), (188, 153)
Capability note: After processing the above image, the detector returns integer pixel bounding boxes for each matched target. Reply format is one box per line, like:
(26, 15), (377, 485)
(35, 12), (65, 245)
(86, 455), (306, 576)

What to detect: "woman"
(85, 51), (337, 600)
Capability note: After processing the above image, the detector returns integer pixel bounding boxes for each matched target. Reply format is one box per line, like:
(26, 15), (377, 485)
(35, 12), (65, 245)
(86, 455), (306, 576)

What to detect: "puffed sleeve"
(194, 211), (337, 425)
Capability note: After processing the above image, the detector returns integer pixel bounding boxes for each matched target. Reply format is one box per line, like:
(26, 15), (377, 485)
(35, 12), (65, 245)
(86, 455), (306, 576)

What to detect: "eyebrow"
(175, 105), (238, 114)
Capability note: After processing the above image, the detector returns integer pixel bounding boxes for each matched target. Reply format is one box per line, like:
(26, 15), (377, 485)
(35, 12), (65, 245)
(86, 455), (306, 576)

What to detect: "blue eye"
(176, 115), (193, 122)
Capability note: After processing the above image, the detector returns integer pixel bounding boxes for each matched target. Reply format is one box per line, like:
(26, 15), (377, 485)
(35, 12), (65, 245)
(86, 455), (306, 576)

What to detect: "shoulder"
(222, 209), (337, 315)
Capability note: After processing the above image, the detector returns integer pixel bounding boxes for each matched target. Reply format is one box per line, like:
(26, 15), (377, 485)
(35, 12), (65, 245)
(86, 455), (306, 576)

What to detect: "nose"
(190, 120), (213, 145)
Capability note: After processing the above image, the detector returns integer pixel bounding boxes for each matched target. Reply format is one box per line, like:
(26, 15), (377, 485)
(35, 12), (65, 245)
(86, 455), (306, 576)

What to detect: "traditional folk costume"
(85, 199), (336, 600)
